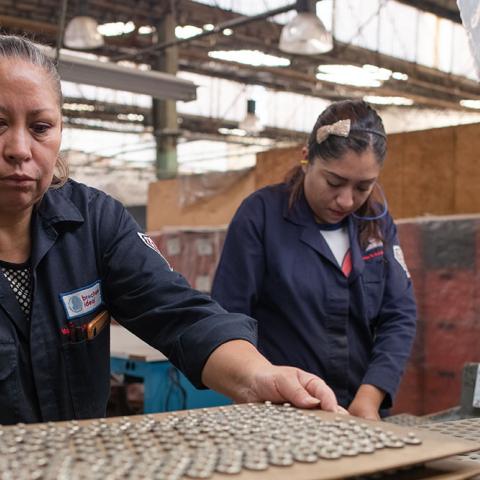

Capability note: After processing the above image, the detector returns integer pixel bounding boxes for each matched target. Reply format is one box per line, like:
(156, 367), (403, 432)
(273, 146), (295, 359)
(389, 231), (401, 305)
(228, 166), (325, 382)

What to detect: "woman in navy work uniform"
(212, 100), (417, 420)
(0, 35), (344, 425)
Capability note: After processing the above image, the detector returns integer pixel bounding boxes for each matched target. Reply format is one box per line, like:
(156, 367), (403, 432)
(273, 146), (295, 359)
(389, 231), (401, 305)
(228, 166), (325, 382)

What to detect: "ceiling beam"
(62, 97), (309, 143)
(395, 0), (461, 23)
(0, 0), (474, 122)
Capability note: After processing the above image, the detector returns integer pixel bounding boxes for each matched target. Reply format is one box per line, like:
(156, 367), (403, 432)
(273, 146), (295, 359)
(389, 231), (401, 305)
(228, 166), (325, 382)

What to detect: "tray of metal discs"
(0, 402), (479, 480)
(417, 417), (480, 463)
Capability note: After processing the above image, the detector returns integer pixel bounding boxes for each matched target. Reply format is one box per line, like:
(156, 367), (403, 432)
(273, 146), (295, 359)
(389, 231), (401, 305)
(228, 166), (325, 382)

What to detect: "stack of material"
(395, 216), (480, 415)
(149, 228), (226, 293)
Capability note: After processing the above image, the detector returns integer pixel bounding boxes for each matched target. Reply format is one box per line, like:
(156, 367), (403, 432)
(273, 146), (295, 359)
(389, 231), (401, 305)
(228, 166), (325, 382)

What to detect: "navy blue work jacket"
(212, 183), (416, 409)
(0, 180), (256, 425)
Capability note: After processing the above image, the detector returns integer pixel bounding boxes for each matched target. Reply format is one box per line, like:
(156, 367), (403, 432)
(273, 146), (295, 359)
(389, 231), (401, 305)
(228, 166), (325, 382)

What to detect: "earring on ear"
(300, 160), (308, 165)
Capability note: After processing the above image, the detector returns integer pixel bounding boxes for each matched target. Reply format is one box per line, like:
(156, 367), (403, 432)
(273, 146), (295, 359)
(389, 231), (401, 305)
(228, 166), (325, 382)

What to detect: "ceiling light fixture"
(208, 50), (290, 67)
(316, 64), (394, 88)
(175, 25), (203, 39)
(279, 0), (333, 55)
(64, 16), (104, 49)
(138, 25), (155, 35)
(460, 99), (480, 109)
(218, 127), (248, 137)
(97, 21), (135, 37)
(113, 3), (298, 63)
(64, 1), (104, 50)
(363, 95), (414, 106)
(239, 99), (263, 134)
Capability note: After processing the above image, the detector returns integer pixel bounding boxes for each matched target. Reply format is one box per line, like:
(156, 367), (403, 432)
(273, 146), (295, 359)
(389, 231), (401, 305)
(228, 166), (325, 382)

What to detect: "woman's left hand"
(348, 384), (384, 420)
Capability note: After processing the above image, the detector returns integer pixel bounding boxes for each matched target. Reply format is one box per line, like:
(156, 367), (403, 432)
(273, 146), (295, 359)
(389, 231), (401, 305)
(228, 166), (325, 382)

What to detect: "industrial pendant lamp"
(279, 0), (333, 55)
(239, 99), (263, 134)
(64, 2), (104, 50)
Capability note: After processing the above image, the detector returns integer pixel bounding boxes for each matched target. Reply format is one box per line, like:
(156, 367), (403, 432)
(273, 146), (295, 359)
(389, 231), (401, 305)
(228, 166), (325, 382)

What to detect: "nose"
(3, 127), (31, 165)
(336, 187), (354, 211)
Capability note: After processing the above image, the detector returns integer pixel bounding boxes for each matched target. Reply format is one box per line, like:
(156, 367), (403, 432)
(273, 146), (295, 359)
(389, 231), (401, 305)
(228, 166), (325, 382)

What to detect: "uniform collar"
(283, 187), (366, 280)
(30, 182), (84, 271)
(35, 182), (84, 226)
(282, 187), (317, 228)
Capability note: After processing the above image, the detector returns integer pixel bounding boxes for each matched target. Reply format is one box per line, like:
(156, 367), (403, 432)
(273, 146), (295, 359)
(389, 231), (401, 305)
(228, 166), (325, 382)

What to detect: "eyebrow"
(325, 170), (377, 184)
(0, 106), (57, 115)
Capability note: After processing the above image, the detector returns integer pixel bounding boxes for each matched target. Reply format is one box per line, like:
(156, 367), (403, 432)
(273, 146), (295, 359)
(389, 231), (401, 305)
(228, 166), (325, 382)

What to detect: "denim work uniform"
(212, 183), (416, 410)
(0, 180), (257, 425)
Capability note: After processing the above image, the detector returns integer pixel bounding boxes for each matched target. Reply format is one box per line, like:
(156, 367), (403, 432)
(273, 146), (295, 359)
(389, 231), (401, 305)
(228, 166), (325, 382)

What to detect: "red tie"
(341, 249), (352, 277)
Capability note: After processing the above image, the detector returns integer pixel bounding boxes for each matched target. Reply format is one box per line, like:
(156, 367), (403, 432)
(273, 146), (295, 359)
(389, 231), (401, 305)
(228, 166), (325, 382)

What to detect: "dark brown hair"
(0, 35), (68, 187)
(285, 100), (387, 248)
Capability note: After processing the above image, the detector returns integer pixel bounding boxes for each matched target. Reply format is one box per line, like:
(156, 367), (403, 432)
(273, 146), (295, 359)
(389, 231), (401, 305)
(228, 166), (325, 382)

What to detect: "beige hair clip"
(316, 119), (351, 144)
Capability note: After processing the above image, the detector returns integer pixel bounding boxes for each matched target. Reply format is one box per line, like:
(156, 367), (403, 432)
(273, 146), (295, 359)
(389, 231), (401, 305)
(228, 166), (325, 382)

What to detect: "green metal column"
(153, 12), (179, 179)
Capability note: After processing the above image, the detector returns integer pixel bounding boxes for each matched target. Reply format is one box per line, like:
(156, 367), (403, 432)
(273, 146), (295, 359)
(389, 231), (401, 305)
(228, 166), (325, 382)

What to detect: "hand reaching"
(238, 364), (343, 412)
(202, 340), (347, 413)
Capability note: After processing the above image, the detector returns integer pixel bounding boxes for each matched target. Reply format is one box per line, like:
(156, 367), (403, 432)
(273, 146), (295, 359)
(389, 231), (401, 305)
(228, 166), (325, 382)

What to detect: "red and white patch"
(137, 233), (172, 270)
(393, 245), (410, 278)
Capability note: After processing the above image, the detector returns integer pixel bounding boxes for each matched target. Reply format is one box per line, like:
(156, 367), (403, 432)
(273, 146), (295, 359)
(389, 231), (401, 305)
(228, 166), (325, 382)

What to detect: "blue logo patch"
(68, 296), (83, 313)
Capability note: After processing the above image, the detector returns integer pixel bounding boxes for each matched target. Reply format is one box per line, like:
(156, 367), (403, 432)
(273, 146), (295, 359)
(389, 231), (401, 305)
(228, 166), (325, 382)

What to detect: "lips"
(4, 174), (35, 181)
(0, 173), (36, 187)
(329, 209), (349, 217)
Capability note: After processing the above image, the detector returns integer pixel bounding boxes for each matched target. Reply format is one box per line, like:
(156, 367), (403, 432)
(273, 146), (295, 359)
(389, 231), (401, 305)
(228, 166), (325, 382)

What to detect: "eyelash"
(327, 181), (371, 193)
(31, 123), (51, 134)
(327, 181), (342, 188)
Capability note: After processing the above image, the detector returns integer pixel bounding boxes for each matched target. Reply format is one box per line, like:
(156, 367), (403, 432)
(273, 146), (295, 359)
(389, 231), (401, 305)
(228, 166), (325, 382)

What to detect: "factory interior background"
(8, 0), (478, 413)
(1, 0), (480, 478)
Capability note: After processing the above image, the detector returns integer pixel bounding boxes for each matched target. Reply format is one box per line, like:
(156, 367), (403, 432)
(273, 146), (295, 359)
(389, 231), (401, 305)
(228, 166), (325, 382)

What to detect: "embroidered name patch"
(393, 245), (410, 278)
(137, 232), (172, 270)
(60, 281), (103, 320)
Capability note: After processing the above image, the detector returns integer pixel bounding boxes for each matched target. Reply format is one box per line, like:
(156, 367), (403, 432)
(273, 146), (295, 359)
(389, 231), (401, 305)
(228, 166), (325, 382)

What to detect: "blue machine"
(110, 356), (232, 413)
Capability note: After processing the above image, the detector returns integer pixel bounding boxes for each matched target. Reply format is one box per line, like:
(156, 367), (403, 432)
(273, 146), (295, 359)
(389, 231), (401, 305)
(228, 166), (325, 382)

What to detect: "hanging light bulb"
(64, 15), (104, 50)
(239, 99), (263, 134)
(279, 0), (333, 55)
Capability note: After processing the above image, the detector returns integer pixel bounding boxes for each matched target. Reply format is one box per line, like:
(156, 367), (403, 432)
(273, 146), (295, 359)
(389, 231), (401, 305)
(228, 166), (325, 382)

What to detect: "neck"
(0, 207), (33, 263)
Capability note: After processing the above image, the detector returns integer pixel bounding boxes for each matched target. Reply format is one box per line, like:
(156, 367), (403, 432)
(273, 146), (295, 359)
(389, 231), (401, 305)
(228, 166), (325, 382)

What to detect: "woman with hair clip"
(212, 100), (417, 420)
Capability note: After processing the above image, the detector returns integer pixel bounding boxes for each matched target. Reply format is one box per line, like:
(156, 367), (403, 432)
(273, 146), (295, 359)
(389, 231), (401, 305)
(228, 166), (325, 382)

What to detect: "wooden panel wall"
(147, 123), (480, 230)
(255, 145), (299, 190)
(147, 171), (255, 231)
(454, 123), (480, 213)
(382, 127), (457, 218)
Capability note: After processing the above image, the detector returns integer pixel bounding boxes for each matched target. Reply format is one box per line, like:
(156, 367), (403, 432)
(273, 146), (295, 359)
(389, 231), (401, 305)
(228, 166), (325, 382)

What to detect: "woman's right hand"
(202, 339), (342, 412)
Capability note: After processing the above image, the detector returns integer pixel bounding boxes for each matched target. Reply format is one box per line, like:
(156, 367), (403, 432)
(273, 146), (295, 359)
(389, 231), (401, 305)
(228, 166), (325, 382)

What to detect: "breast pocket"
(0, 343), (19, 423)
(362, 260), (386, 320)
(62, 325), (110, 419)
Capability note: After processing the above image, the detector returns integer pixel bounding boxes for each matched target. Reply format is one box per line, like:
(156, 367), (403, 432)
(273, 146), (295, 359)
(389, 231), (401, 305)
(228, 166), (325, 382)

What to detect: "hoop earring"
(352, 183), (389, 221)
